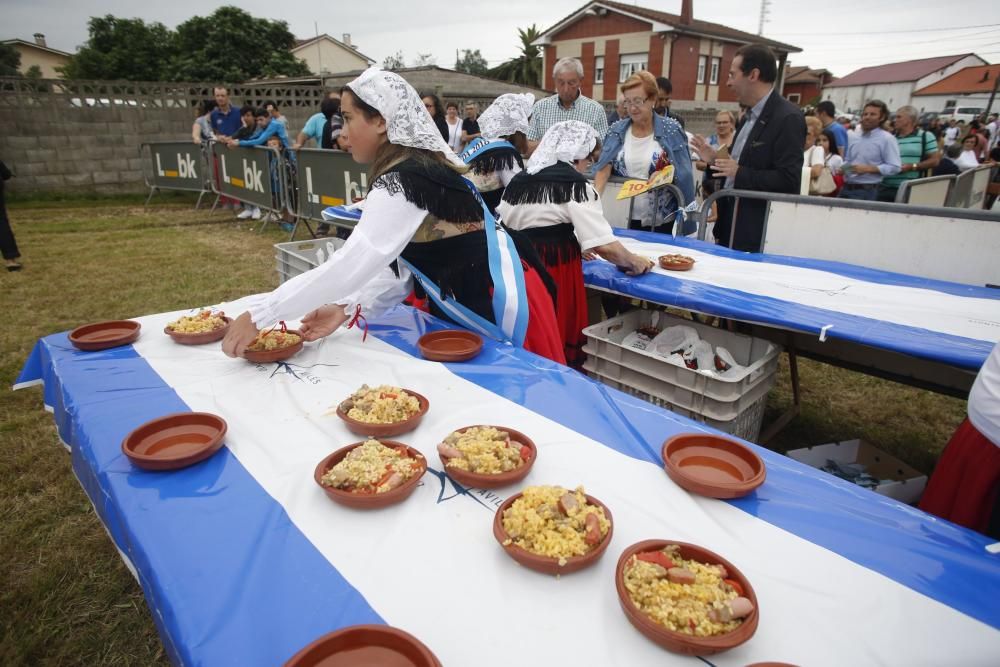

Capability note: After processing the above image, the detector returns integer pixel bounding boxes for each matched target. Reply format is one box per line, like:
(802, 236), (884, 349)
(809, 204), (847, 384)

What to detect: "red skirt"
(404, 267), (566, 365)
(919, 418), (1000, 534)
(541, 255), (589, 368)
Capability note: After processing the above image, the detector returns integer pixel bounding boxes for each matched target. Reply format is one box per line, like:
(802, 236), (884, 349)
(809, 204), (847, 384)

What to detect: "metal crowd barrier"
(140, 141), (213, 208)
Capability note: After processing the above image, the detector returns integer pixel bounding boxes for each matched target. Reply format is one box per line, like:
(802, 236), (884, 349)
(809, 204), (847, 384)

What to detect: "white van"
(941, 106), (985, 124)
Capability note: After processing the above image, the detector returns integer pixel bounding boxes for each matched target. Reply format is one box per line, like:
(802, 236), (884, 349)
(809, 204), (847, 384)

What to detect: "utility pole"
(985, 68), (1000, 117)
(757, 0), (771, 36)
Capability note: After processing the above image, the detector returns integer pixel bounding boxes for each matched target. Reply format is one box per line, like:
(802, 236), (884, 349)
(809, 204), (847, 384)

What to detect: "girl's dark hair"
(503, 130), (529, 155)
(320, 96), (341, 119)
(421, 92), (445, 119)
(341, 87), (467, 180)
(820, 128), (839, 155)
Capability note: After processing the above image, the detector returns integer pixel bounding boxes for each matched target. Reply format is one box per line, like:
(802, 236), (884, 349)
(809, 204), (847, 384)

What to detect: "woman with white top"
(221, 67), (565, 364)
(920, 341), (1000, 538)
(955, 134), (982, 171)
(445, 102), (463, 153)
(499, 121), (653, 366)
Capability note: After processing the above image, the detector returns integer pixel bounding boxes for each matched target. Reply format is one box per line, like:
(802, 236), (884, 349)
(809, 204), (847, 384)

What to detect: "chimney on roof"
(680, 0), (693, 25)
(342, 33), (352, 48)
(33, 33), (46, 47)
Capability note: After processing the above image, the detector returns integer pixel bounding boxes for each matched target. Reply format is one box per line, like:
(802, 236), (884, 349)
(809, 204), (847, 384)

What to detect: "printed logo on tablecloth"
(254, 361), (339, 385)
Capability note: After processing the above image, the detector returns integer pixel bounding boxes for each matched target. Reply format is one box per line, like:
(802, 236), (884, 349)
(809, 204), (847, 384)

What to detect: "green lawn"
(0, 197), (965, 664)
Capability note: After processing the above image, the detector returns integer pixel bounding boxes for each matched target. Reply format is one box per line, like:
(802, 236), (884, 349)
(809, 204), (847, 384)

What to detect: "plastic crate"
(582, 310), (781, 442)
(582, 310), (780, 402)
(274, 238), (344, 283)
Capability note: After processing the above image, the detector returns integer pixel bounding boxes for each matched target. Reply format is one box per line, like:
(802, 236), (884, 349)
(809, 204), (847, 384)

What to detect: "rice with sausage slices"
(167, 310), (226, 334)
(246, 329), (301, 351)
(440, 426), (524, 474)
(501, 485), (610, 566)
(339, 385), (421, 424)
(320, 439), (420, 494)
(623, 544), (753, 637)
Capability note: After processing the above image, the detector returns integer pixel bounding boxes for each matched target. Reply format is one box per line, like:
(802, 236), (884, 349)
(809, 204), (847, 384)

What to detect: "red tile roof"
(825, 54), (978, 88)
(913, 64), (1000, 96)
(541, 1), (800, 53)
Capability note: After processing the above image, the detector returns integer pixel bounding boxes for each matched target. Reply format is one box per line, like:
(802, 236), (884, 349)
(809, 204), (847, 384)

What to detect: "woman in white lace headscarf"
(222, 67), (565, 364)
(460, 93), (534, 213)
(498, 120), (653, 366)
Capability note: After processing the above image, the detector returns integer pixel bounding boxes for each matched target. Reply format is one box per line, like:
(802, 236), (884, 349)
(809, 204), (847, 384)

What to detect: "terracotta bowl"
(615, 539), (759, 655)
(164, 316), (232, 345)
(659, 254), (695, 271)
(314, 440), (427, 510)
(437, 426), (536, 489)
(69, 320), (141, 351)
(417, 329), (483, 362)
(662, 433), (766, 499)
(121, 412), (228, 471)
(242, 329), (304, 363)
(283, 624), (442, 667)
(335, 389), (430, 438)
(493, 490), (613, 575)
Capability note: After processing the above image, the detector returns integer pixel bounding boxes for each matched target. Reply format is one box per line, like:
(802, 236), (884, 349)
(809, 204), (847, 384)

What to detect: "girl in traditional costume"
(460, 93), (533, 213)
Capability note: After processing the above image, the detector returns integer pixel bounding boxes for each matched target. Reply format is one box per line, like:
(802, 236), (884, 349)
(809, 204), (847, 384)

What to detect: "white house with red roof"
(823, 53), (986, 114)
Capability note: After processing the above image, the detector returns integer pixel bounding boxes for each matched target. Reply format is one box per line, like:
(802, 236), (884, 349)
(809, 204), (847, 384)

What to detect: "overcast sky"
(3, 0), (999, 78)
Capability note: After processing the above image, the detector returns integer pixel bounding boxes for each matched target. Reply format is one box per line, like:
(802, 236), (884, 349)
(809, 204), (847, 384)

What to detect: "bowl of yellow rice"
(437, 425), (536, 489)
(493, 485), (613, 575)
(335, 385), (429, 437)
(314, 438), (427, 509)
(242, 328), (303, 363)
(615, 540), (758, 654)
(164, 310), (231, 345)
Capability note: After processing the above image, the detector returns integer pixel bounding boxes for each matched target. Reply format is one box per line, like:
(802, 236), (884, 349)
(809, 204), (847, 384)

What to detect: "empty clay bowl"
(69, 320), (141, 351)
(615, 539), (759, 655)
(493, 490), (613, 575)
(283, 624), (442, 667)
(662, 433), (766, 499)
(437, 426), (536, 489)
(121, 412), (227, 471)
(314, 440), (427, 509)
(417, 329), (484, 362)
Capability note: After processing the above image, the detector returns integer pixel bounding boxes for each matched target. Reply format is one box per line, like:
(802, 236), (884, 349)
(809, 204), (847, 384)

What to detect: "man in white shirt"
(944, 119), (960, 147)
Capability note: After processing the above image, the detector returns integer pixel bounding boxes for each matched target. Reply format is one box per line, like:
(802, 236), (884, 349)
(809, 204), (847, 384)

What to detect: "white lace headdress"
(478, 93), (534, 140)
(525, 120), (599, 174)
(347, 67), (464, 167)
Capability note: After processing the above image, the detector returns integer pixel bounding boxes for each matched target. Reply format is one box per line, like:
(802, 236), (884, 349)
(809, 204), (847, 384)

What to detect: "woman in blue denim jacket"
(594, 71), (696, 235)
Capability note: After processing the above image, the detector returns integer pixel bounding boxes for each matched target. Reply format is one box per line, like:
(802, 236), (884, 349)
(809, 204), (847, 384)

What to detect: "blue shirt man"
(839, 101), (901, 201)
(210, 87), (242, 137)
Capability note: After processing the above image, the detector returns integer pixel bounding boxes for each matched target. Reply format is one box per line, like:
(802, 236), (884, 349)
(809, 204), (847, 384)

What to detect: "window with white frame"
(710, 57), (721, 85)
(594, 56), (605, 84)
(618, 53), (648, 82)
(696, 55), (707, 84)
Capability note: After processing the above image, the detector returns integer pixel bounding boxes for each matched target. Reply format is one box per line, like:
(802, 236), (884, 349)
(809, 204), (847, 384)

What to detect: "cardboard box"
(785, 439), (927, 505)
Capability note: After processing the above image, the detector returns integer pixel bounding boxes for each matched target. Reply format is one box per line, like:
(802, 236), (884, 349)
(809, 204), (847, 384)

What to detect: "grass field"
(0, 196), (966, 664)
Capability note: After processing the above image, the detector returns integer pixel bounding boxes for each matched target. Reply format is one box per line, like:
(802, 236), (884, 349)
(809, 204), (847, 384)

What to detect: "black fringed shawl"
(372, 158), (483, 223)
(468, 144), (524, 176)
(500, 162), (590, 206)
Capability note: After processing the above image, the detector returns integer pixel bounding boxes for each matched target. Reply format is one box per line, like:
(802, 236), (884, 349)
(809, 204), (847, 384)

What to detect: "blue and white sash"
(400, 179), (529, 347)
(321, 200), (364, 222)
(458, 138), (516, 165)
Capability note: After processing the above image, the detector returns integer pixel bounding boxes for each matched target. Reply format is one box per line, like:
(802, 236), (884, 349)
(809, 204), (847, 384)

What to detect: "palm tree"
(487, 25), (543, 89)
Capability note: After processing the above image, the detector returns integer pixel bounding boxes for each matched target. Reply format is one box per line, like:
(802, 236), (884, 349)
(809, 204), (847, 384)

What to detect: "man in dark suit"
(692, 45), (805, 252)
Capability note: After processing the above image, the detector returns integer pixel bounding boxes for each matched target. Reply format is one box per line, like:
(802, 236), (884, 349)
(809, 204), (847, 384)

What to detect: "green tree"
(455, 49), (488, 76)
(59, 15), (174, 80)
(168, 6), (310, 81)
(0, 43), (21, 76)
(487, 25), (543, 88)
(383, 51), (405, 70)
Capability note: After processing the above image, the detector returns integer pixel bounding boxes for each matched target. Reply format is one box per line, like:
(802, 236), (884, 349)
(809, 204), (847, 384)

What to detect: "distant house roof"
(784, 65), (832, 84)
(825, 54), (982, 88)
(1, 38), (72, 58)
(913, 64), (1000, 96)
(323, 65), (548, 99)
(291, 34), (374, 66)
(535, 1), (801, 53)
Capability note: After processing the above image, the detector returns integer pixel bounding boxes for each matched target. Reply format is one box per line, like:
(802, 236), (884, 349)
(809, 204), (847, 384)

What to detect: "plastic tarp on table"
(584, 229), (1000, 371)
(15, 305), (1000, 666)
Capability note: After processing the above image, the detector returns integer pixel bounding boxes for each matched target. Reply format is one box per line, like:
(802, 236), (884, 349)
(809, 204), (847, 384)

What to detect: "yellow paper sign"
(615, 165), (675, 200)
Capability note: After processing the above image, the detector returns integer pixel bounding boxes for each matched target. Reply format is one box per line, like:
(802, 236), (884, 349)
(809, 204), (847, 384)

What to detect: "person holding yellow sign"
(593, 71), (696, 235)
